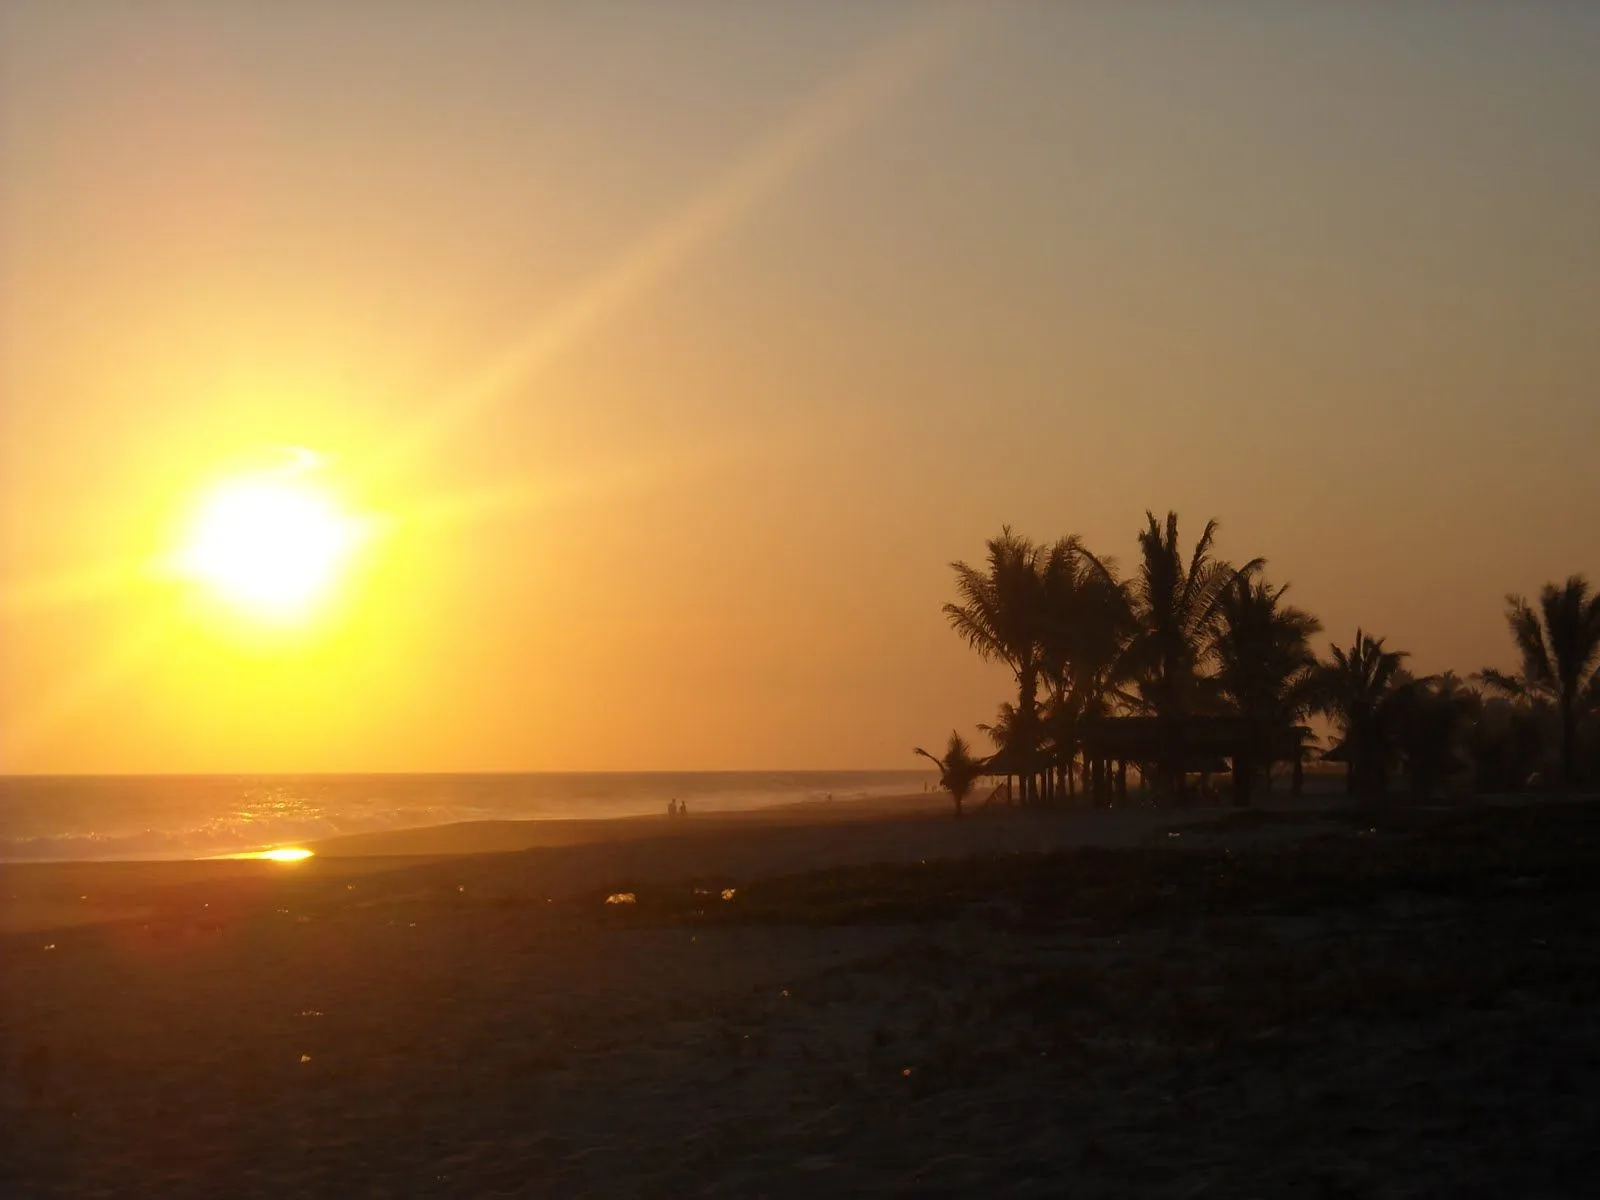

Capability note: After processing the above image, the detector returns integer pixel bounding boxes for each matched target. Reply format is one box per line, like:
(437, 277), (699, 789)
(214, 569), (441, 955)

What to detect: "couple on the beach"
(667, 798), (689, 818)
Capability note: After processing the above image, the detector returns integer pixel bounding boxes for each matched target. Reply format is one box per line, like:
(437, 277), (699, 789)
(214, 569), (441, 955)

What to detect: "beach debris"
(721, 887), (737, 901)
(43, 943), (56, 951)
(902, 1068), (913, 1077)
(781, 989), (790, 998)
(456, 885), (464, 892)
(297, 1010), (324, 1018)
(299, 1054), (312, 1064)
(1167, 831), (1181, 838)
(605, 892), (637, 905)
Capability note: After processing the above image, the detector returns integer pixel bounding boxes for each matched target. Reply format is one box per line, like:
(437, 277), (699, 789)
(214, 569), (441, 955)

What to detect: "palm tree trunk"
(1018, 665), (1039, 806)
(1561, 702), (1577, 786)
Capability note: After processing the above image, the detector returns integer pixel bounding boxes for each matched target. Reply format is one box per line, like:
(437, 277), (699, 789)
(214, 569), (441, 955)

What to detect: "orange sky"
(3, 3), (1597, 773)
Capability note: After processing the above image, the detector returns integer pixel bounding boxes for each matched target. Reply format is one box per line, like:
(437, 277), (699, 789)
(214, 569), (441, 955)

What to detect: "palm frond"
(1476, 668), (1529, 699)
(1507, 593), (1556, 694)
(1583, 664), (1600, 714)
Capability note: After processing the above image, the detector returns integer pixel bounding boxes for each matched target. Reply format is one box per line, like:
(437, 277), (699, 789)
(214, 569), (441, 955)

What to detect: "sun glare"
(179, 474), (360, 619)
(223, 847), (315, 861)
(259, 847), (314, 862)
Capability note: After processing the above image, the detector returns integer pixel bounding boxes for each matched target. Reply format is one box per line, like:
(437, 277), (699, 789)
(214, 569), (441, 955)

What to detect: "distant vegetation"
(922, 511), (1600, 809)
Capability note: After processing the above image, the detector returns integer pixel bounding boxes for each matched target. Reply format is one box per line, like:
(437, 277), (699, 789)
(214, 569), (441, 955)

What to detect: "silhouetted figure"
(668, 798), (677, 818)
(679, 800), (688, 817)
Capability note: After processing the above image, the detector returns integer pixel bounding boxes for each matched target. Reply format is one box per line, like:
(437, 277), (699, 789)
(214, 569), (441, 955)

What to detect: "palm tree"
(914, 732), (985, 819)
(1106, 512), (1261, 797)
(1212, 575), (1322, 795)
(1122, 512), (1263, 720)
(977, 702), (1026, 802)
(945, 528), (1048, 802)
(1392, 672), (1479, 799)
(1465, 696), (1547, 793)
(1036, 538), (1133, 799)
(1479, 576), (1600, 786)
(1313, 629), (1409, 796)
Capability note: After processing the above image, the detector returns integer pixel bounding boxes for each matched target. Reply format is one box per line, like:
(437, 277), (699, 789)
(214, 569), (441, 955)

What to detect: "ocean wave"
(0, 771), (933, 861)
(0, 805), (505, 863)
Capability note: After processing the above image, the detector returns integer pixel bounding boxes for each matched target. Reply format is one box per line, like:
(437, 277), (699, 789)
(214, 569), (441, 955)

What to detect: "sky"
(2, 1), (1598, 773)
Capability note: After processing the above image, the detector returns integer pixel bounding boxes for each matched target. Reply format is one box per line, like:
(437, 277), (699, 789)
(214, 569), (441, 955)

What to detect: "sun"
(179, 473), (361, 620)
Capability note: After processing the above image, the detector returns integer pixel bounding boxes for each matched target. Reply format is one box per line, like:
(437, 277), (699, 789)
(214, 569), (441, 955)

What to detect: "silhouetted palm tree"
(1313, 629), (1409, 796)
(1465, 696), (1547, 793)
(978, 700), (1043, 803)
(1392, 672), (1479, 799)
(1037, 537), (1133, 798)
(945, 528), (1048, 801)
(1122, 512), (1263, 720)
(1213, 575), (1322, 794)
(914, 732), (985, 819)
(1106, 512), (1261, 797)
(1479, 576), (1600, 786)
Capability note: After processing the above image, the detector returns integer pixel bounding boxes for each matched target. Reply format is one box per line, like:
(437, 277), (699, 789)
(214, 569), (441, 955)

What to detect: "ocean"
(0, 770), (934, 862)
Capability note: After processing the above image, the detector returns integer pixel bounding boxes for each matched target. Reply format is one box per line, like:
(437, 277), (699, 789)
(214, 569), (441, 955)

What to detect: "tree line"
(917, 511), (1600, 815)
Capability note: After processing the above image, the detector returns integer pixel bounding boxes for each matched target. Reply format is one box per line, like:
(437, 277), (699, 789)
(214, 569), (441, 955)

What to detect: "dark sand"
(4, 795), (1599, 1196)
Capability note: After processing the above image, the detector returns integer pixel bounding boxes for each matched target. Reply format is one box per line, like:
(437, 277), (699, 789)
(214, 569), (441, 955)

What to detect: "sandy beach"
(4, 794), (1599, 1196)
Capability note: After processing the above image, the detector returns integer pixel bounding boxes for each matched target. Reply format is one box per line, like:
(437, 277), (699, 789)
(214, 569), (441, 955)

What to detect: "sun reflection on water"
(226, 847), (314, 862)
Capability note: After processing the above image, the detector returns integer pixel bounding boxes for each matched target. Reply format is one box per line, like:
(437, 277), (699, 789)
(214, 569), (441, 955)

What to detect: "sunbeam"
(370, 5), (982, 484)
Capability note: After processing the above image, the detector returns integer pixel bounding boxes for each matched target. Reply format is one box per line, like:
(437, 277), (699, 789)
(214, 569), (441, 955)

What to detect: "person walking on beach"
(668, 798), (678, 818)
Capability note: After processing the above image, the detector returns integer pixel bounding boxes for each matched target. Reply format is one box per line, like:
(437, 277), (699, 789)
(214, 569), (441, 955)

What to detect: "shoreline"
(4, 788), (1565, 938)
(0, 791), (1244, 937)
(0, 782), (943, 867)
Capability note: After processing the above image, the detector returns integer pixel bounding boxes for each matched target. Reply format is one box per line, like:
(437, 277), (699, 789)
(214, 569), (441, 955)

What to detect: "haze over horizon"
(3, 2), (1597, 774)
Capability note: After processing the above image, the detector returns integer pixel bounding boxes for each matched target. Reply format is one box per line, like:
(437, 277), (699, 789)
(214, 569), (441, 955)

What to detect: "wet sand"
(4, 796), (1598, 1196)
